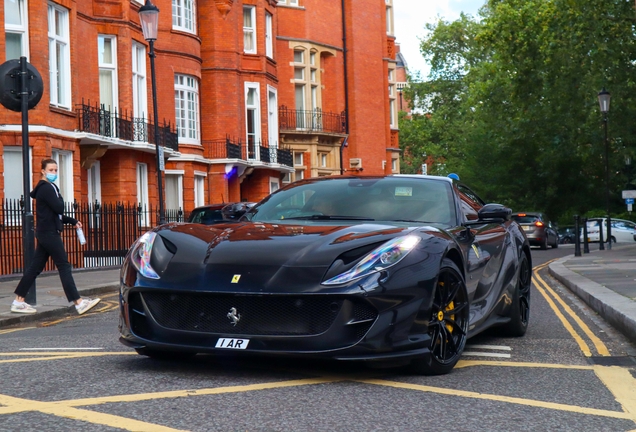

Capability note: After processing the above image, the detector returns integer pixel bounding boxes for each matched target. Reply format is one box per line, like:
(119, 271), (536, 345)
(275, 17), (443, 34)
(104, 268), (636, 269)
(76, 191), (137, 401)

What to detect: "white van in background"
(581, 218), (636, 243)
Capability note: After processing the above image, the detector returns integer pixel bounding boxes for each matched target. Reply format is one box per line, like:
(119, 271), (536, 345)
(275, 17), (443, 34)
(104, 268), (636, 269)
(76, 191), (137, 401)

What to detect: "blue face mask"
(45, 173), (58, 182)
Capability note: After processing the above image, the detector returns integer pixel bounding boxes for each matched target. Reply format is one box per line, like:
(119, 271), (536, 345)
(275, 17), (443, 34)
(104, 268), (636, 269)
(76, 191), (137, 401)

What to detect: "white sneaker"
(11, 301), (37, 314)
(75, 298), (101, 315)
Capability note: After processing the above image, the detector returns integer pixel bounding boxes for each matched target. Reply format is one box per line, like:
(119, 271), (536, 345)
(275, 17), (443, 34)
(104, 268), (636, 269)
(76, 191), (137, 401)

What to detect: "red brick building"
(1, 0), (400, 217)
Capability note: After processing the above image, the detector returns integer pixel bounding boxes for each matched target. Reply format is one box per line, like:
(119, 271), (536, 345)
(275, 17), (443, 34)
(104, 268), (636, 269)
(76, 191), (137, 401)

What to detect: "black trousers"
(14, 231), (80, 303)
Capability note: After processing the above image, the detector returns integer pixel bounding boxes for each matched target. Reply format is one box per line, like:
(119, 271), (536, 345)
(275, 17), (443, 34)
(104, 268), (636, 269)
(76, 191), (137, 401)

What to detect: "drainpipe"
(340, 0), (350, 174)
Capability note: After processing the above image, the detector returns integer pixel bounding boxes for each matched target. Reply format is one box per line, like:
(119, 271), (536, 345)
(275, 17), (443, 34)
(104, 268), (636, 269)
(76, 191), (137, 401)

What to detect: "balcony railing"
(204, 137), (292, 167)
(279, 106), (347, 134)
(76, 101), (178, 152)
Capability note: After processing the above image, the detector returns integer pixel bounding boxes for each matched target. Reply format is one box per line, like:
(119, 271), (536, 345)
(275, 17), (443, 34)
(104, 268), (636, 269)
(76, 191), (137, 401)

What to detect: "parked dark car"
(187, 202), (255, 225)
(511, 212), (559, 249)
(558, 226), (578, 244)
(119, 175), (531, 375)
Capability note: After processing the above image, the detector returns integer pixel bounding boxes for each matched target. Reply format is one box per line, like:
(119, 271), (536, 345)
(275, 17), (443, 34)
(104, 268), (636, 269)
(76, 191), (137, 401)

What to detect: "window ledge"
(50, 105), (76, 117)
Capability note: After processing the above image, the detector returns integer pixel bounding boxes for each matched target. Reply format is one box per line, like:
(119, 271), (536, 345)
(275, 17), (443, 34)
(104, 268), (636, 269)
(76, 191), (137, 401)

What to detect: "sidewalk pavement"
(548, 242), (636, 344)
(0, 244), (635, 345)
(0, 267), (120, 328)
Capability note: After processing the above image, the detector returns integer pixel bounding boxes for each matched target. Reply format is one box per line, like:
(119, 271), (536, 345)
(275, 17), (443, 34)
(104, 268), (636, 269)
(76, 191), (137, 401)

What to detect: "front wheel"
(411, 258), (469, 375)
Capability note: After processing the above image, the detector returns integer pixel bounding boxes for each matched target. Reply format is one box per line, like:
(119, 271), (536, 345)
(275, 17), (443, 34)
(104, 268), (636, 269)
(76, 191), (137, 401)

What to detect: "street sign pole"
(0, 57), (44, 304)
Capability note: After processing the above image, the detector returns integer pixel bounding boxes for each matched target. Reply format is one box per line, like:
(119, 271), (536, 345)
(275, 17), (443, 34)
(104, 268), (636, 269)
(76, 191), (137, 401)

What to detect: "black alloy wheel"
(411, 258), (469, 375)
(500, 253), (531, 337)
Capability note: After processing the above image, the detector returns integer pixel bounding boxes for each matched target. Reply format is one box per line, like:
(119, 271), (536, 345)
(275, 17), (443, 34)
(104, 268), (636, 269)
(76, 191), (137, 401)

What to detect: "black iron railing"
(0, 199), (184, 276)
(279, 106), (347, 134)
(204, 137), (292, 167)
(76, 101), (178, 152)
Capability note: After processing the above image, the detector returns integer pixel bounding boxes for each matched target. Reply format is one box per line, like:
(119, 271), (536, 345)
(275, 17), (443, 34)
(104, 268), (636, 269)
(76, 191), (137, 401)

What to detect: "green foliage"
(400, 0), (636, 221)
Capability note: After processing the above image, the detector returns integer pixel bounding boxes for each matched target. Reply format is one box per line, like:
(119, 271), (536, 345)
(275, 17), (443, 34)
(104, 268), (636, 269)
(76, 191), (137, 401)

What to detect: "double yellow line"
(533, 260), (610, 357)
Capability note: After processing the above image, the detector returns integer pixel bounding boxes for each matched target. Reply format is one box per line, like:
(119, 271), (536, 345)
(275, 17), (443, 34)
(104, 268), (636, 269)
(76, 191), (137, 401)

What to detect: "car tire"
(500, 253), (531, 337)
(410, 258), (469, 375)
(540, 236), (548, 250)
(135, 348), (196, 360)
(551, 236), (558, 248)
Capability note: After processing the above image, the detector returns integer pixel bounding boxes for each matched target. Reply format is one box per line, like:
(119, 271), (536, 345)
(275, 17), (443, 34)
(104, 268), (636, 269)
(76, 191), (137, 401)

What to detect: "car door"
(456, 184), (507, 323)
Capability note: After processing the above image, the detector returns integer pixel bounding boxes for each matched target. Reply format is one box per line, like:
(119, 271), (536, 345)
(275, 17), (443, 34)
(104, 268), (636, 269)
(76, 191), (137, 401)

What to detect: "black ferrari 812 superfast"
(119, 175), (531, 375)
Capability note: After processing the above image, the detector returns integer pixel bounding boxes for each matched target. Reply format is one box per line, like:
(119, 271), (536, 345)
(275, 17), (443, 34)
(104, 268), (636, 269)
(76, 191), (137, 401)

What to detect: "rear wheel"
(411, 258), (469, 375)
(540, 236), (548, 250)
(500, 253), (531, 337)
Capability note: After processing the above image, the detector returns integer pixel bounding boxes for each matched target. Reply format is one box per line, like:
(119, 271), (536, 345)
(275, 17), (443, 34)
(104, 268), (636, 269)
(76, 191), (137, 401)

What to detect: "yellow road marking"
(0, 351), (135, 364)
(594, 365), (636, 420)
(456, 360), (595, 370)
(356, 378), (634, 420)
(533, 275), (592, 356)
(58, 377), (341, 407)
(40, 300), (118, 327)
(533, 267), (610, 356)
(0, 393), (184, 432)
(0, 327), (36, 335)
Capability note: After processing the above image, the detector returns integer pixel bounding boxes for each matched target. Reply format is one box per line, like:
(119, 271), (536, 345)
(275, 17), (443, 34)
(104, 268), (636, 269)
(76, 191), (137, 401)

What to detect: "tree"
(401, 0), (636, 223)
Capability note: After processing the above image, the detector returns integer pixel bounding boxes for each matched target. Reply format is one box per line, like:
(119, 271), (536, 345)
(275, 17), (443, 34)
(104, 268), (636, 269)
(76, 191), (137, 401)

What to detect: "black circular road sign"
(0, 59), (44, 112)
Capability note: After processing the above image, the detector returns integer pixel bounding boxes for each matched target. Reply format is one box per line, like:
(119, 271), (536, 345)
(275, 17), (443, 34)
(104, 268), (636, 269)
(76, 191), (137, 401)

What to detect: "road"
(1, 244), (635, 432)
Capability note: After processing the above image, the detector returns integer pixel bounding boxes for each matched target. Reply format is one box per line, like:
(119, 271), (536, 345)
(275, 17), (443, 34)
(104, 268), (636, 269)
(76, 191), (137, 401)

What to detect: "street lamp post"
(598, 88), (611, 250)
(139, 0), (165, 225)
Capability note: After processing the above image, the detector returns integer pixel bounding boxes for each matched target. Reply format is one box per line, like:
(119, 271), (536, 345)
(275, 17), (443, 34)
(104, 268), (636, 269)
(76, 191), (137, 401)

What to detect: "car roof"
(191, 203), (233, 212)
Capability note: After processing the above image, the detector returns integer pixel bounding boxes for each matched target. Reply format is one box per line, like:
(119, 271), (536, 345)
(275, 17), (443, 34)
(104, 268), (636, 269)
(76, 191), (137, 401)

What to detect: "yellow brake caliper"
(437, 281), (455, 334)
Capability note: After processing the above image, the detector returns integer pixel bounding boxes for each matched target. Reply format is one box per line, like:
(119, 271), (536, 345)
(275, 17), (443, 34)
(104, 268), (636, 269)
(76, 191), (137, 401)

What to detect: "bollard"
(598, 218), (605, 250)
(583, 218), (590, 254)
(574, 215), (581, 257)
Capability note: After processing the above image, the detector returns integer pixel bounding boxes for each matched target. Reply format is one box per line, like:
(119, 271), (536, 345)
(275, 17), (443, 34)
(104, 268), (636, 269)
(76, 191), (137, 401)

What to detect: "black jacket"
(30, 180), (78, 233)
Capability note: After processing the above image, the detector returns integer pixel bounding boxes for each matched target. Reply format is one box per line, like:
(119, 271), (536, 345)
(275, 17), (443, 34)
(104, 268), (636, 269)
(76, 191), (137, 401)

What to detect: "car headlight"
(130, 231), (160, 279)
(322, 235), (421, 285)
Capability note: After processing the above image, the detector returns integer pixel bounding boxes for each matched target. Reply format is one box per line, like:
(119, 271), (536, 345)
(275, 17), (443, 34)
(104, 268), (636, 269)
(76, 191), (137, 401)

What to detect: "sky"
(394, 0), (485, 79)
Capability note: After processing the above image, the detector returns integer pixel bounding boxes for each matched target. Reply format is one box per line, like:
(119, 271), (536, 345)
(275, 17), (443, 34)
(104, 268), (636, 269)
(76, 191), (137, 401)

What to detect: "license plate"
(522, 226), (530, 231)
(215, 338), (249, 349)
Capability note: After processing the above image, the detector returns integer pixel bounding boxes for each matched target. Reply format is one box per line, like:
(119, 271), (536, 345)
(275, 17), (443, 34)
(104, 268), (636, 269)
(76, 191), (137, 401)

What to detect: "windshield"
(245, 177), (456, 225)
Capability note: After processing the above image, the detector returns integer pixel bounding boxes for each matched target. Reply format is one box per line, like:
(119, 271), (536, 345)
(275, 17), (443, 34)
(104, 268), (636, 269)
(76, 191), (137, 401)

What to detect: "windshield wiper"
(285, 215), (375, 221)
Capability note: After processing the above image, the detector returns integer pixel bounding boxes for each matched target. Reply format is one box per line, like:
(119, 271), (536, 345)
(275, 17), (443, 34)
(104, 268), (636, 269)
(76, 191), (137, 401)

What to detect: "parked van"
(581, 218), (636, 243)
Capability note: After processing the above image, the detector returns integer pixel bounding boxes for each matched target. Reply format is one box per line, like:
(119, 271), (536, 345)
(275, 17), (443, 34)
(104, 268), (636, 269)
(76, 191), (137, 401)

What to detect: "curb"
(0, 284), (119, 329)
(548, 258), (636, 344)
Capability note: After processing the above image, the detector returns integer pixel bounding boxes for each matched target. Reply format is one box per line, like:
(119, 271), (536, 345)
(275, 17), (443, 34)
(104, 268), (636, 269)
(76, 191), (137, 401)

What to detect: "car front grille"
(140, 291), (377, 336)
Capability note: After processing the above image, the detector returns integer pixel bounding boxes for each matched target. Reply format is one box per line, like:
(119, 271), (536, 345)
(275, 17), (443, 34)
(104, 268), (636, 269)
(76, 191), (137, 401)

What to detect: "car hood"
(151, 222), (430, 293)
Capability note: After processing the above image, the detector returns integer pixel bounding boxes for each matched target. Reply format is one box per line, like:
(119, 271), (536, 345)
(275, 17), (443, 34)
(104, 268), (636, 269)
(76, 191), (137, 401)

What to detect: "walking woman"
(10, 159), (100, 315)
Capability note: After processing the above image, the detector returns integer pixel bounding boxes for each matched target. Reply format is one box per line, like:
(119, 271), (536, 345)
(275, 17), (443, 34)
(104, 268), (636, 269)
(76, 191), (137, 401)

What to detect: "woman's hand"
(75, 221), (83, 229)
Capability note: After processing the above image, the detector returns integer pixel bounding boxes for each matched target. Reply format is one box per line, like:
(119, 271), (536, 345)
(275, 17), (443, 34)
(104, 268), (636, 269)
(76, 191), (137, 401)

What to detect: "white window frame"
(98, 35), (118, 111)
(265, 12), (273, 59)
(3, 146), (32, 202)
(194, 173), (206, 208)
(87, 161), (102, 205)
(243, 6), (256, 54)
(174, 74), (200, 145)
(132, 42), (148, 119)
(172, 0), (196, 34)
(48, 2), (71, 109)
(269, 177), (280, 193)
(388, 65), (397, 128)
(5, 0), (29, 60)
(267, 85), (278, 152)
(51, 149), (74, 203)
(164, 171), (184, 211)
(245, 82), (261, 160)
(137, 163), (149, 226)
(385, 0), (394, 36)
(293, 152), (303, 166)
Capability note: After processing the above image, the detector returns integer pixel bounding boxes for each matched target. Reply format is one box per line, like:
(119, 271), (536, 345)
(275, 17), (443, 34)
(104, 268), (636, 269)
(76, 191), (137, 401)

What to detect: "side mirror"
(478, 203), (511, 221)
